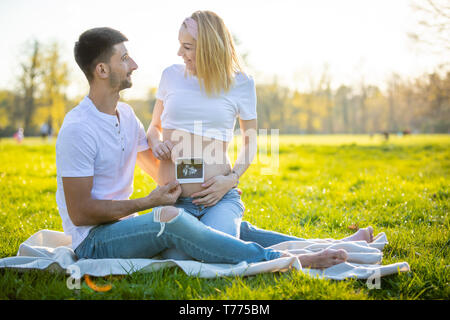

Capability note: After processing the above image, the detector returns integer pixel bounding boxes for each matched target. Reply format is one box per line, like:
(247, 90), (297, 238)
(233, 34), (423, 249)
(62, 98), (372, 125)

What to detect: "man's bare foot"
(295, 249), (348, 269)
(341, 226), (374, 243)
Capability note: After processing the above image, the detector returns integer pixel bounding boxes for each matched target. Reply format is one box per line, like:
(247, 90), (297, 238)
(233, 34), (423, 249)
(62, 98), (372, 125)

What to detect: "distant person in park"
(40, 119), (53, 140)
(40, 123), (49, 139)
(55, 26), (373, 269)
(13, 127), (24, 143)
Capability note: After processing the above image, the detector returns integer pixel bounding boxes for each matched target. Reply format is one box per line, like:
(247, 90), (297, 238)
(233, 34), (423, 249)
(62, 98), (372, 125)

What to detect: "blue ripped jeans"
(74, 189), (306, 263)
(160, 188), (306, 260)
(176, 188), (245, 236)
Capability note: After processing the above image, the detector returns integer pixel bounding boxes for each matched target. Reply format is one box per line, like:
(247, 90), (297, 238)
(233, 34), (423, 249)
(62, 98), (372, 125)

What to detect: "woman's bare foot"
(294, 249), (348, 269)
(341, 226), (374, 243)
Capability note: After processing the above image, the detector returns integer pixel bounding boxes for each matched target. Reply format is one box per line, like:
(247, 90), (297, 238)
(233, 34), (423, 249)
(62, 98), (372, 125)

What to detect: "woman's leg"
(239, 221), (306, 247)
(159, 188), (244, 260)
(339, 226), (374, 242)
(199, 188), (244, 237)
(240, 221), (374, 247)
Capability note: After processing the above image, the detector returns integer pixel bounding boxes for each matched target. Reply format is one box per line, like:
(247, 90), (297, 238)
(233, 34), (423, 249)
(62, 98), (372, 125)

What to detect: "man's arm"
(63, 176), (181, 226)
(137, 148), (160, 182)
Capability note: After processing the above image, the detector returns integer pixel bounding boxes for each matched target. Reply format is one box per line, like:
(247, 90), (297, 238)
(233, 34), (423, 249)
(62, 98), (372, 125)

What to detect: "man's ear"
(94, 62), (109, 80)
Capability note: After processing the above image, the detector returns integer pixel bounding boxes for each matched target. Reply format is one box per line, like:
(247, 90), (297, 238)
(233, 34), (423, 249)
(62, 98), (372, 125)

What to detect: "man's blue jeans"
(74, 189), (306, 264)
(74, 207), (285, 264)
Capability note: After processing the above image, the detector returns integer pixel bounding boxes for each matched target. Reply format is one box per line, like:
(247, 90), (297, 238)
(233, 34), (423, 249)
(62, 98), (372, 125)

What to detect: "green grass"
(0, 135), (449, 300)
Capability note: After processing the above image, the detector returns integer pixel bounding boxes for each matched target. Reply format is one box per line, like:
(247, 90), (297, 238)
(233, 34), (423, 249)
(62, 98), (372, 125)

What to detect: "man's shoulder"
(62, 99), (91, 124)
(117, 102), (144, 126)
(117, 101), (132, 112)
(57, 122), (98, 153)
(117, 101), (136, 120)
(58, 104), (97, 144)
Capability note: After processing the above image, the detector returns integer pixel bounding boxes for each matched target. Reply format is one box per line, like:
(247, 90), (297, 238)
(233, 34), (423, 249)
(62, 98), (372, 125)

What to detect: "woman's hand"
(152, 140), (174, 160)
(190, 175), (238, 207)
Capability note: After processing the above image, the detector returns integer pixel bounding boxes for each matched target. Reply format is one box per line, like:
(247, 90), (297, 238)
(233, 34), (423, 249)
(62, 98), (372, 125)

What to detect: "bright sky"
(0, 0), (447, 99)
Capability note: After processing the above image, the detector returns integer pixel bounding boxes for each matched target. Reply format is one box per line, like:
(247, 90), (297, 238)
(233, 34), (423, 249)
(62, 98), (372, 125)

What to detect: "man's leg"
(159, 200), (200, 260)
(75, 206), (283, 264)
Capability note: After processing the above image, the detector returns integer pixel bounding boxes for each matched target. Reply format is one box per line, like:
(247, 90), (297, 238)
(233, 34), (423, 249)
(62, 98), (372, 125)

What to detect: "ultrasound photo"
(175, 158), (204, 183)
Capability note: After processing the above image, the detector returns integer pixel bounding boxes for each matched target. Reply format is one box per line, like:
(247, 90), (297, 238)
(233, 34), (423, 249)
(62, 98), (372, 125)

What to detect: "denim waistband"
(176, 188), (240, 203)
(176, 196), (197, 204)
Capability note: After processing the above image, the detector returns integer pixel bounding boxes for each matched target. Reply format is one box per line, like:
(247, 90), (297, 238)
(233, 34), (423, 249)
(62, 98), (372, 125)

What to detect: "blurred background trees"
(0, 32), (448, 137)
(0, 39), (72, 137)
(255, 69), (449, 134)
(0, 39), (155, 137)
(408, 0), (450, 56)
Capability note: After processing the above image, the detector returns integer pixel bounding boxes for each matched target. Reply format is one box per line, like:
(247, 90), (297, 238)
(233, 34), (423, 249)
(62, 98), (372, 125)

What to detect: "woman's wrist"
(227, 170), (240, 188)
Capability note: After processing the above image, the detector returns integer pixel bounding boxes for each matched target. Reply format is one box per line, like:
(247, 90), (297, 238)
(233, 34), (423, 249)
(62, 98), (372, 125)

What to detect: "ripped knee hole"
(153, 207), (181, 237)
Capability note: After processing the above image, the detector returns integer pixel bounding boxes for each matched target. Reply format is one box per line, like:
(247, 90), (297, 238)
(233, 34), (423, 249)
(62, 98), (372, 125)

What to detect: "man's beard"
(109, 71), (132, 91)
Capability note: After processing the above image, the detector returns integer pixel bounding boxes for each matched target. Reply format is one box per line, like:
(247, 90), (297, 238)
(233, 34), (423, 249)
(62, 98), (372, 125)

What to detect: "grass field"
(0, 134), (448, 300)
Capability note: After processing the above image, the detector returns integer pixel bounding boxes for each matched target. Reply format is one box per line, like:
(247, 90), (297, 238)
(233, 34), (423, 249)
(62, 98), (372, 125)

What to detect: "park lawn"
(0, 134), (448, 300)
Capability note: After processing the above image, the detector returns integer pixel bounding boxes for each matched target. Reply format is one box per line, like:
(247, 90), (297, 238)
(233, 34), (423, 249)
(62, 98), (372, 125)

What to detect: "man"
(56, 27), (348, 268)
(56, 27), (183, 253)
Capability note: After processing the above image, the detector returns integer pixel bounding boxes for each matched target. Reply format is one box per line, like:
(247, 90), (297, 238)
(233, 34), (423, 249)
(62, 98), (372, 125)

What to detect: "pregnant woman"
(148, 10), (256, 241)
(147, 11), (374, 260)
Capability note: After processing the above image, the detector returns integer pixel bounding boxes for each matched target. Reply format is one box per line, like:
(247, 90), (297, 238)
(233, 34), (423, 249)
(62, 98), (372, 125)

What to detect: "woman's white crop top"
(155, 64), (257, 142)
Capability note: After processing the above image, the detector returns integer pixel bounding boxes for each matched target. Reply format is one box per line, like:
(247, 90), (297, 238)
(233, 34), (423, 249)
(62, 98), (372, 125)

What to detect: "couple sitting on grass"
(57, 10), (374, 269)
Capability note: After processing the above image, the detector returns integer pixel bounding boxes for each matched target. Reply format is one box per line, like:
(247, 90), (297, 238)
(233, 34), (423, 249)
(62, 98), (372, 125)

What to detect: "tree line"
(0, 39), (448, 138)
(255, 70), (449, 134)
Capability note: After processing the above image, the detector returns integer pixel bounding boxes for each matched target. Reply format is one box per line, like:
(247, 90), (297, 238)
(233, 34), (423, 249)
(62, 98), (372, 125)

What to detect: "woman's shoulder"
(162, 64), (185, 76)
(233, 71), (255, 89)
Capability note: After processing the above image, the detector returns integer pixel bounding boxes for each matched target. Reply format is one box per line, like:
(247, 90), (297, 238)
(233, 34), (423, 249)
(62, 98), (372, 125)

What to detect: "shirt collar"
(83, 95), (120, 127)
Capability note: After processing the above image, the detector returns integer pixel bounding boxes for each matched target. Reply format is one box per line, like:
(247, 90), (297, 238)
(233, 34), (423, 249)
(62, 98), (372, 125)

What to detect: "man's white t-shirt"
(156, 64), (257, 142)
(55, 96), (150, 249)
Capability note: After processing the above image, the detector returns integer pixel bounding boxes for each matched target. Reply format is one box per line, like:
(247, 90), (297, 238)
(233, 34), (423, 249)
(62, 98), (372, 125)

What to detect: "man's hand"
(146, 180), (182, 207)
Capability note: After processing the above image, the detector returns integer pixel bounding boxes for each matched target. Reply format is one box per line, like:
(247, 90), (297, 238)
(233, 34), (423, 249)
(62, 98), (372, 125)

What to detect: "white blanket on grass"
(0, 229), (410, 280)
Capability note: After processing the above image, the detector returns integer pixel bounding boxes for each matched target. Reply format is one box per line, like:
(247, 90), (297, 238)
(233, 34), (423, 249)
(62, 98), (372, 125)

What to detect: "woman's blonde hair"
(187, 11), (244, 96)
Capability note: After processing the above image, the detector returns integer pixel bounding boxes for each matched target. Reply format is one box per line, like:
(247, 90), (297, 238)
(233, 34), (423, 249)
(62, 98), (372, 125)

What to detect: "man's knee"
(159, 206), (180, 223)
(153, 206), (181, 237)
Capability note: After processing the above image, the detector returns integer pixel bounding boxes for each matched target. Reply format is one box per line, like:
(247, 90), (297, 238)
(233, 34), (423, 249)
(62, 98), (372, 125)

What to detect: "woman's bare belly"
(156, 129), (232, 197)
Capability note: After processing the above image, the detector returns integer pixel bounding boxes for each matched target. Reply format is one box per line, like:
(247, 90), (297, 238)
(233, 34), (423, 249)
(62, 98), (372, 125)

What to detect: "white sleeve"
(237, 77), (257, 120)
(56, 123), (96, 177)
(126, 103), (150, 152)
(155, 68), (169, 101)
(137, 117), (150, 152)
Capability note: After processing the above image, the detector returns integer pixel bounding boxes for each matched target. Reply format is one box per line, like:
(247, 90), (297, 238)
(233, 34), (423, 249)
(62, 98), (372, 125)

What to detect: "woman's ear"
(94, 63), (109, 80)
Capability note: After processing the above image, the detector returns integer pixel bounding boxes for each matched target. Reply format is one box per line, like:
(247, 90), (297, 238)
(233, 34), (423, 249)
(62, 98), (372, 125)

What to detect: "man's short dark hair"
(74, 27), (128, 82)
